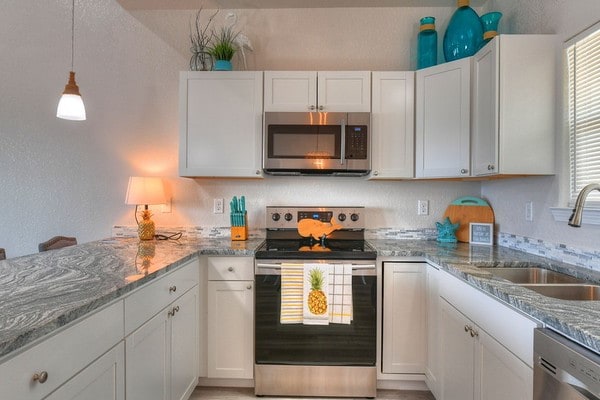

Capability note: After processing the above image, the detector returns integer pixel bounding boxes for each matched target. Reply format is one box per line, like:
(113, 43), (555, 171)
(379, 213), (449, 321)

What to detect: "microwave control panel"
(345, 125), (368, 159)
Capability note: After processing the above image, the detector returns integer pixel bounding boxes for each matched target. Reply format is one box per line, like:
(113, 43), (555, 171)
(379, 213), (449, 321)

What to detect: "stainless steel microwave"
(263, 112), (371, 176)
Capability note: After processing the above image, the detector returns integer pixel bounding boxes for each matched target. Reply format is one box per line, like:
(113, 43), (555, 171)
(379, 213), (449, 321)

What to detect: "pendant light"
(57, 0), (86, 121)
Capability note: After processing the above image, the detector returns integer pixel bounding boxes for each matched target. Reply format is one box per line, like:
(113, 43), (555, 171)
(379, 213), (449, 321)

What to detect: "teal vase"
(481, 12), (502, 43)
(443, 0), (484, 62)
(214, 60), (232, 71)
(417, 17), (438, 69)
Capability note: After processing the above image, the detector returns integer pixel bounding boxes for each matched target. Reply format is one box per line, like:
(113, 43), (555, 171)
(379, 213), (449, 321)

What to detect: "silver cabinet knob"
(309, 105), (316, 110)
(373, 171), (379, 176)
(228, 266), (234, 272)
(318, 105), (324, 111)
(169, 285), (177, 293)
(32, 371), (48, 383)
(246, 284), (252, 290)
(487, 164), (495, 171)
(256, 170), (261, 175)
(460, 169), (469, 174)
(167, 305), (180, 317)
(464, 325), (470, 333)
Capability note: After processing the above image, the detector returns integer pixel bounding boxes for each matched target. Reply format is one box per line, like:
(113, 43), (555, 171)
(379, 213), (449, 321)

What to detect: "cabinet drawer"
(125, 257), (199, 335)
(0, 300), (124, 400)
(438, 269), (540, 367)
(208, 257), (254, 281)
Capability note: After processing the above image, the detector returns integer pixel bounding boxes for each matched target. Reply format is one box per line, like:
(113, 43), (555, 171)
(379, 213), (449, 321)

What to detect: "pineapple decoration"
(307, 268), (328, 315)
(137, 209), (156, 240)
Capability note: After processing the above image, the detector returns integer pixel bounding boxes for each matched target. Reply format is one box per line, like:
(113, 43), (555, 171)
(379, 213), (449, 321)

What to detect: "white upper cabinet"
(415, 57), (471, 178)
(264, 71), (371, 112)
(370, 71), (415, 179)
(472, 35), (556, 176)
(179, 71), (263, 178)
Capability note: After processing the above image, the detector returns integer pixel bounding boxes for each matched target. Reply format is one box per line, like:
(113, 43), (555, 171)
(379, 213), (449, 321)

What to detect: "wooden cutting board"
(443, 196), (495, 243)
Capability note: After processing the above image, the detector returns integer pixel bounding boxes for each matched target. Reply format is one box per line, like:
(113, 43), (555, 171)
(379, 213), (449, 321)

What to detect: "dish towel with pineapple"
(329, 264), (353, 324)
(280, 263), (304, 324)
(302, 263), (331, 325)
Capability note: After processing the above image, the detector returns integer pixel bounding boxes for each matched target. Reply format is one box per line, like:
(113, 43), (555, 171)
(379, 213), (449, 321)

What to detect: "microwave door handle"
(340, 119), (346, 165)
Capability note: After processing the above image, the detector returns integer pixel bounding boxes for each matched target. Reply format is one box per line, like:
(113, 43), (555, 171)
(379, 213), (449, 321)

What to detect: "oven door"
(254, 260), (376, 366)
(263, 112), (370, 174)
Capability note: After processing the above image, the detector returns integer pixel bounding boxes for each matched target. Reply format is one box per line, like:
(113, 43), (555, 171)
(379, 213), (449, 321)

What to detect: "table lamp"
(125, 176), (166, 240)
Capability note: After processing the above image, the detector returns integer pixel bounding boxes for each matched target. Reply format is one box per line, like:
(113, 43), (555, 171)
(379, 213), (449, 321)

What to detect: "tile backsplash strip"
(112, 225), (262, 239)
(498, 232), (600, 272)
(366, 227), (438, 240)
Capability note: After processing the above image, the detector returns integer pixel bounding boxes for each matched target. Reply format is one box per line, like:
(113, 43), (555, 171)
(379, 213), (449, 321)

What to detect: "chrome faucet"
(568, 183), (600, 227)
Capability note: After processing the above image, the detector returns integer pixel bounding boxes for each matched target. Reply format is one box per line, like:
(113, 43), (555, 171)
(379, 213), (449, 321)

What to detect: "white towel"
(280, 263), (304, 324)
(302, 263), (331, 325)
(329, 264), (353, 324)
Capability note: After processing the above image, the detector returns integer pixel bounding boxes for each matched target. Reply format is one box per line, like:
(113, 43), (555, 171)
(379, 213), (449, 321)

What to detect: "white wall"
(481, 0), (600, 252)
(1, 0), (482, 258)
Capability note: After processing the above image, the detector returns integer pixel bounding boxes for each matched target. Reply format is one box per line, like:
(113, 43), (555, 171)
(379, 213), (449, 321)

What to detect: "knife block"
(231, 213), (248, 241)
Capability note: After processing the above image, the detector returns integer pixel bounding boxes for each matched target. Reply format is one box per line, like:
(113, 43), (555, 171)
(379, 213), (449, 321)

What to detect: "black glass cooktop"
(255, 238), (377, 260)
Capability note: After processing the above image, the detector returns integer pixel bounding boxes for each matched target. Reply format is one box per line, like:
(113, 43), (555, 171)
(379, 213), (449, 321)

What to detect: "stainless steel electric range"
(254, 206), (377, 398)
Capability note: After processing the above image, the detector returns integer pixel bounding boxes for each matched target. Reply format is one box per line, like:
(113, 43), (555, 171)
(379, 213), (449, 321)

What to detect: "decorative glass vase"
(214, 60), (233, 71)
(443, 0), (484, 62)
(417, 16), (438, 69)
(190, 50), (212, 71)
(481, 12), (502, 43)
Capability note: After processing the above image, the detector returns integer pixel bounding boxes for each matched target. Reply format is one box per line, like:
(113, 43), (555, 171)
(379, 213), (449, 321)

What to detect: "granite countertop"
(370, 239), (600, 354)
(1, 236), (599, 363)
(0, 236), (263, 360)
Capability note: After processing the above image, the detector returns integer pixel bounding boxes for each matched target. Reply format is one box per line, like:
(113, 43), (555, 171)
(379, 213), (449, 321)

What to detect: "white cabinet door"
(370, 72), (414, 179)
(416, 57), (471, 178)
(264, 71), (317, 111)
(382, 262), (426, 374)
(440, 298), (476, 400)
(317, 71), (371, 112)
(472, 39), (498, 176)
(207, 280), (254, 379)
(264, 71), (370, 112)
(472, 35), (556, 176)
(179, 71), (263, 178)
(45, 343), (124, 400)
(425, 264), (440, 398)
(478, 328), (533, 400)
(126, 308), (169, 400)
(170, 288), (199, 400)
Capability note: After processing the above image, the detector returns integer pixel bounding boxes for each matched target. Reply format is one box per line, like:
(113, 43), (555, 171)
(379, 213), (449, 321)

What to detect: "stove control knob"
(350, 213), (360, 222)
(271, 213), (281, 221)
(284, 213), (293, 221)
(338, 213), (347, 222)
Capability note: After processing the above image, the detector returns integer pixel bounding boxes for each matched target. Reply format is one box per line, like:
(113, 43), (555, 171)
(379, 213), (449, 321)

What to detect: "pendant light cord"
(70, 0), (75, 71)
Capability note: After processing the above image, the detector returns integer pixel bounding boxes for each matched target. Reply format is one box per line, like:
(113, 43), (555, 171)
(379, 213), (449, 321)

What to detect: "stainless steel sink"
(478, 267), (585, 284)
(520, 284), (600, 301)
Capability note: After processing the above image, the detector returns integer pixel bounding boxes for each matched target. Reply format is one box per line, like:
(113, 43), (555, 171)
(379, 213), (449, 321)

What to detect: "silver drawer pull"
(169, 285), (177, 293)
(247, 284), (252, 290)
(228, 266), (234, 272)
(32, 371), (48, 383)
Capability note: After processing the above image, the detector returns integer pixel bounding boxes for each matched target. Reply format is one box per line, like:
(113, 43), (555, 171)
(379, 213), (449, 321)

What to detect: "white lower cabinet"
(437, 268), (539, 400)
(382, 262), (426, 374)
(425, 264), (440, 398)
(126, 286), (199, 400)
(206, 256), (254, 380)
(45, 342), (124, 400)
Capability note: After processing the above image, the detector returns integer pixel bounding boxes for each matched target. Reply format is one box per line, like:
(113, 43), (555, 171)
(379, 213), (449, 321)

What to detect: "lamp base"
(138, 219), (156, 240)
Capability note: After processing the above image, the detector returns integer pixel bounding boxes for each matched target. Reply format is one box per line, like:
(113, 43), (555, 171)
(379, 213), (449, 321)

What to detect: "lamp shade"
(57, 71), (86, 121)
(125, 177), (166, 206)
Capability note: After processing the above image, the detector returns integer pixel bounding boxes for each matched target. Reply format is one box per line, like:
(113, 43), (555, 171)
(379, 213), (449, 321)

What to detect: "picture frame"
(469, 222), (494, 245)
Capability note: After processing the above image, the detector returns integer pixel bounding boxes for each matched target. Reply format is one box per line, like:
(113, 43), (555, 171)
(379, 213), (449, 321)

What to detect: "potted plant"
(209, 26), (239, 71)
(189, 8), (219, 71)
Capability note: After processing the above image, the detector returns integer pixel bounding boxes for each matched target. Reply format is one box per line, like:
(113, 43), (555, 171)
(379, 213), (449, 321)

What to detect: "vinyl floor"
(190, 386), (436, 400)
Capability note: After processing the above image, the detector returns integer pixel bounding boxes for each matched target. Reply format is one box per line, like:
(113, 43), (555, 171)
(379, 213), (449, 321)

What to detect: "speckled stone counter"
(370, 239), (600, 354)
(2, 236), (600, 364)
(0, 237), (263, 360)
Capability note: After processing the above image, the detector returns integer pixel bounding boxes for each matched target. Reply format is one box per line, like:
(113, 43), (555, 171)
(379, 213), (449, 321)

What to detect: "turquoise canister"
(481, 11), (503, 43)
(443, 0), (484, 62)
(417, 16), (438, 69)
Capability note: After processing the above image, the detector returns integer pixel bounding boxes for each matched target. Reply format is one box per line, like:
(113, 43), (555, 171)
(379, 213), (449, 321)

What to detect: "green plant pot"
(214, 60), (232, 71)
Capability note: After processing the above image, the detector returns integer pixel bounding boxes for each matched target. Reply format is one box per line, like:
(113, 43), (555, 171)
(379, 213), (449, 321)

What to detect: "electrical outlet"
(213, 198), (224, 214)
(525, 201), (533, 222)
(418, 200), (429, 216)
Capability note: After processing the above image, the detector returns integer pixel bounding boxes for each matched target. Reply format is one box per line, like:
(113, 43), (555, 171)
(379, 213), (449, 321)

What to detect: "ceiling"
(117, 0), (488, 10)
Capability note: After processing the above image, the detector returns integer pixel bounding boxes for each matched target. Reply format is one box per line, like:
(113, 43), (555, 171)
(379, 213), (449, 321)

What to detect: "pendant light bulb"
(57, 0), (86, 121)
(57, 71), (86, 121)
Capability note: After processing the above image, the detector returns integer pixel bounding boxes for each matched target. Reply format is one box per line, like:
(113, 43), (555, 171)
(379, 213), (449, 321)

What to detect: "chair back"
(38, 236), (77, 252)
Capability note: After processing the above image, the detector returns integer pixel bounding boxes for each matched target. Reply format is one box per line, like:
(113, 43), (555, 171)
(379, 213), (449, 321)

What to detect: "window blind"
(567, 24), (600, 203)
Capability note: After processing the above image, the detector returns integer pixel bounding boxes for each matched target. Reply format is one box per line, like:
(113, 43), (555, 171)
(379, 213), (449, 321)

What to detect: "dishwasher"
(534, 328), (600, 399)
